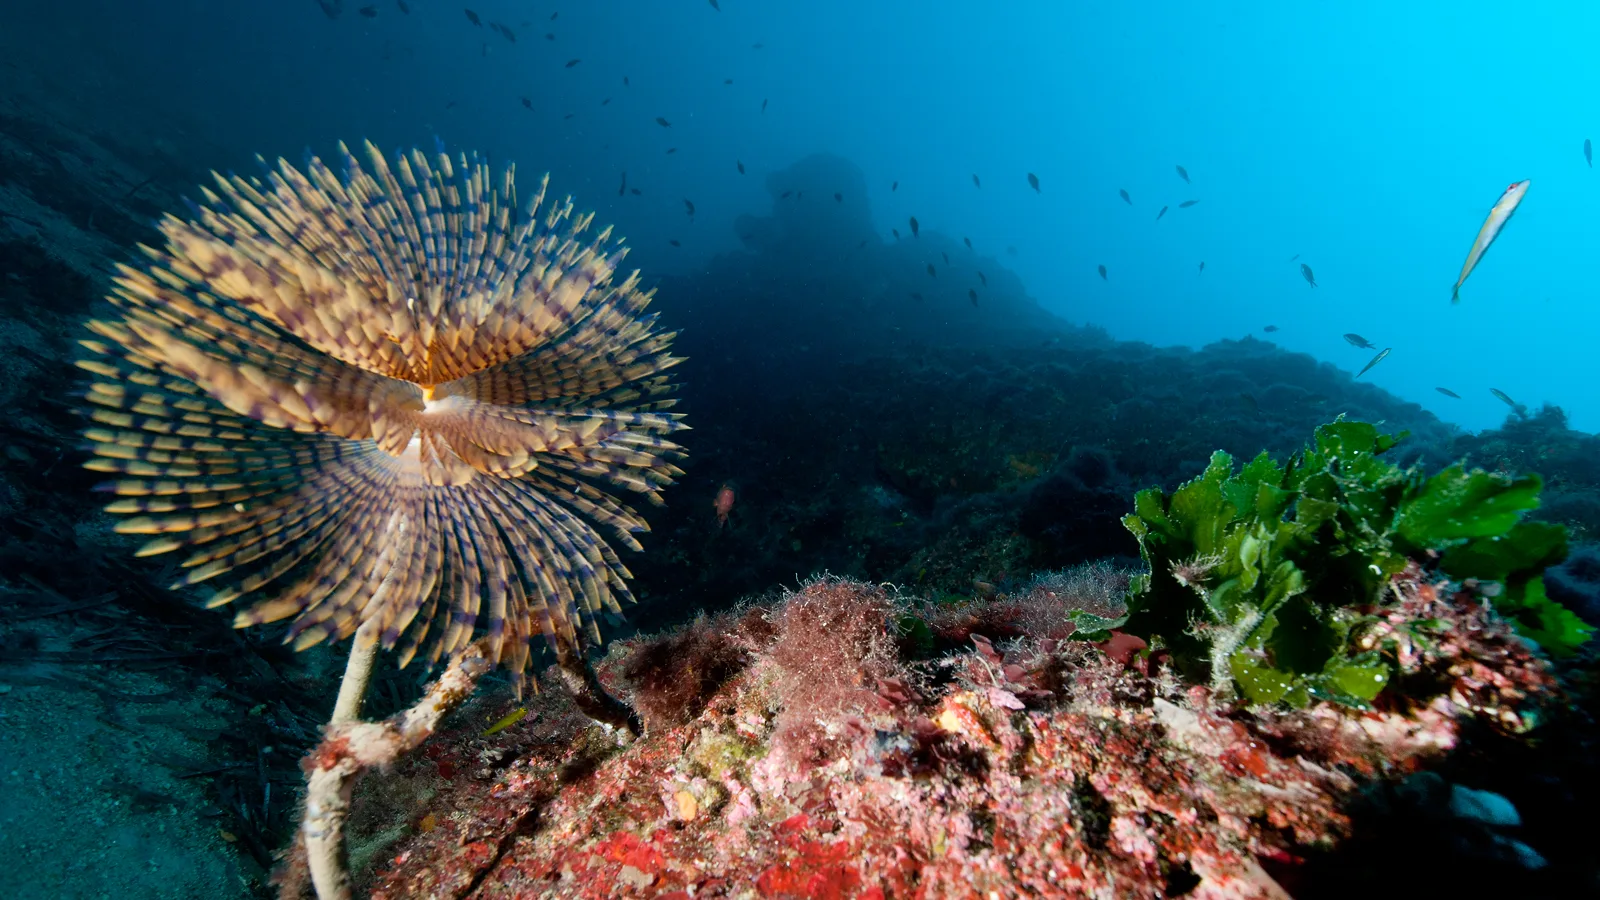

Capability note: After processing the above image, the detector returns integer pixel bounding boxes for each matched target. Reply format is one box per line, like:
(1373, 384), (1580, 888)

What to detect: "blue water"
(15, 0), (1599, 432)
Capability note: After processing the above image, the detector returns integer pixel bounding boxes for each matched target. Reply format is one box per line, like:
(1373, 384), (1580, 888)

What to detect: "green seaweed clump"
(1121, 418), (1592, 709)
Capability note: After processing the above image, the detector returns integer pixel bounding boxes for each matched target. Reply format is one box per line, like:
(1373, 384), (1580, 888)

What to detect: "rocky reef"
(353, 565), (1555, 899)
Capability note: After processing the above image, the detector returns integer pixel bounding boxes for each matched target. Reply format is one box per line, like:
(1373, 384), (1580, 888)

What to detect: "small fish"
(464, 8), (481, 25)
(1356, 347), (1391, 378)
(656, 116), (671, 127)
(963, 237), (972, 249)
(445, 100), (457, 109)
(1156, 205), (1168, 220)
(497, 23), (516, 41)
(1198, 261), (1205, 274)
(752, 42), (764, 49)
(1453, 179), (1530, 303)
(909, 216), (919, 238)
(1435, 387), (1461, 398)
(1006, 246), (1017, 255)
(709, 0), (720, 9)
(1119, 188), (1131, 205)
(668, 239), (681, 247)
(1178, 199), (1199, 208)
(1301, 263), (1317, 287)
(396, 0), (409, 12)
(666, 147), (677, 154)
(724, 78), (733, 85)
(550, 11), (558, 19)
(683, 198), (695, 218)
(892, 228), (899, 240)
(910, 292), (923, 301)
(1263, 325), (1280, 332)
(601, 97), (611, 106)
(562, 113), (574, 120)
(565, 58), (581, 68)
(1587, 138), (1593, 168)
(891, 181), (898, 192)
(618, 171), (626, 196)
(1097, 264), (1107, 280)
(482, 706), (527, 736)
(972, 174), (981, 188)
(629, 188), (641, 196)
(544, 33), (555, 40)
(968, 288), (978, 305)
(737, 160), (745, 174)
(941, 251), (949, 264)
(857, 239), (867, 248)
(316, 0), (341, 19)
(714, 483), (736, 527)
(1027, 172), (1040, 193)
(782, 190), (792, 199)
(761, 98), (768, 113)
(1343, 333), (1376, 350)
(1289, 253), (1300, 261)
(623, 75), (630, 86)
(359, 5), (377, 17)
(1490, 388), (1526, 414)
(1176, 164), (1190, 184)
(520, 96), (533, 110)
(927, 263), (936, 277)
(834, 192), (842, 203)
(977, 271), (986, 286)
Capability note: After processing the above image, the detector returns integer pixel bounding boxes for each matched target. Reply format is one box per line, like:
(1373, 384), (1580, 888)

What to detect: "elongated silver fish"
(1489, 388), (1526, 415)
(1453, 179), (1529, 303)
(1356, 347), (1391, 378)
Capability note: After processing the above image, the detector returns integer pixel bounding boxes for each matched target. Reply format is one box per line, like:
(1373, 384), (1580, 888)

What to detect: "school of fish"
(323, 3), (1554, 418)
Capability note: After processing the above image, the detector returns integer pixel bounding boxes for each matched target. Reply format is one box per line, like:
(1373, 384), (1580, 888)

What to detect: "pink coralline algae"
(354, 564), (1553, 900)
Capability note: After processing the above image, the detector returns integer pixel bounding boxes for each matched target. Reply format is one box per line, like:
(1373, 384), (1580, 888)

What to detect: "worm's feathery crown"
(78, 141), (686, 688)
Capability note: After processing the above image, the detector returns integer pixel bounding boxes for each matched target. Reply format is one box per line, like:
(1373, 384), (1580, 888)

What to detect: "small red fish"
(713, 483), (736, 528)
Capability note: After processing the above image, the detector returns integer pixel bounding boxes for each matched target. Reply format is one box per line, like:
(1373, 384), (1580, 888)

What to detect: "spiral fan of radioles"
(77, 141), (687, 688)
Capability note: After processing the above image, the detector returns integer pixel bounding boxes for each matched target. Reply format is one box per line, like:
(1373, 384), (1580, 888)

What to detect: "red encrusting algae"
(354, 565), (1553, 900)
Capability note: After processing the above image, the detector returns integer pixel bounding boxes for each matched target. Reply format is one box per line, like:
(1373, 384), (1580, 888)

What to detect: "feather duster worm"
(77, 141), (686, 691)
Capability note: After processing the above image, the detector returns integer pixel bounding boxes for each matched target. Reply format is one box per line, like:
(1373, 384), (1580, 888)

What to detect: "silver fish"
(1490, 388), (1526, 415)
(1356, 347), (1391, 379)
(1453, 179), (1529, 303)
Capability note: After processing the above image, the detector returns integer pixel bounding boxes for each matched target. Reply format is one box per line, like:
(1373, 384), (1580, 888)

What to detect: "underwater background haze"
(7, 0), (1595, 433)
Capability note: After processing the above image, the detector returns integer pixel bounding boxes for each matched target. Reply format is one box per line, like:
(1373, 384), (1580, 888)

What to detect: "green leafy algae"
(1121, 418), (1591, 709)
